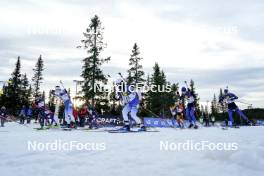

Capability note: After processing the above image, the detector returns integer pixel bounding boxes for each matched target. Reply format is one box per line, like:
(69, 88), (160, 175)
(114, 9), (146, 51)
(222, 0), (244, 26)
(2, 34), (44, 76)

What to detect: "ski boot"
(194, 124), (198, 129)
(188, 123), (194, 128)
(247, 120), (253, 126)
(119, 124), (130, 132)
(138, 125), (147, 132)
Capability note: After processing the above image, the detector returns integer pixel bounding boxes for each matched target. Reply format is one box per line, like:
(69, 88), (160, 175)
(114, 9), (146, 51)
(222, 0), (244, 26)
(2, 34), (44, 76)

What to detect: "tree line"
(0, 56), (44, 114)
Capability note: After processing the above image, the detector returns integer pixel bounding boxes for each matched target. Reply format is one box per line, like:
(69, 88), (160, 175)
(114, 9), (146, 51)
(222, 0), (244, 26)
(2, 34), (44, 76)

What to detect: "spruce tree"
(189, 79), (200, 114)
(21, 73), (30, 106)
(41, 91), (45, 101)
(79, 15), (110, 107)
(32, 55), (44, 99)
(4, 57), (23, 114)
(147, 63), (172, 117)
(127, 43), (145, 84)
(211, 94), (218, 115)
(218, 88), (225, 113)
(48, 90), (55, 111)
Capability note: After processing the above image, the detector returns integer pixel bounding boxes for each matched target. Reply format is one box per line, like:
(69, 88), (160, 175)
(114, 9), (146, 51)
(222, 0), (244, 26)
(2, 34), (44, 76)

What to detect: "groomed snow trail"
(0, 123), (263, 176)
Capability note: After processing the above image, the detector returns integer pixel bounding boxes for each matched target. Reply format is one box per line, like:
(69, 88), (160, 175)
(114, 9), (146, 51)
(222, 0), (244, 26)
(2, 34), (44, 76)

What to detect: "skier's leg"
(176, 115), (181, 127)
(39, 112), (45, 128)
(190, 107), (196, 124)
(122, 104), (130, 124)
(235, 108), (251, 125)
(180, 113), (185, 128)
(186, 107), (192, 128)
(227, 109), (234, 126)
(64, 108), (70, 125)
(67, 108), (75, 123)
(130, 106), (141, 124)
(130, 106), (146, 131)
(235, 108), (248, 121)
(185, 107), (191, 123)
(64, 102), (75, 125)
(121, 104), (131, 130)
(190, 107), (198, 129)
(53, 115), (59, 126)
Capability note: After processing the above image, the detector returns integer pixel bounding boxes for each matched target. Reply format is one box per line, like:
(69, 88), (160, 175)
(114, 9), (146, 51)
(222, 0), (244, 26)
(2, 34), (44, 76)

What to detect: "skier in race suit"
(115, 79), (146, 131)
(181, 87), (198, 129)
(170, 100), (185, 128)
(53, 86), (75, 127)
(219, 88), (251, 126)
(0, 106), (7, 127)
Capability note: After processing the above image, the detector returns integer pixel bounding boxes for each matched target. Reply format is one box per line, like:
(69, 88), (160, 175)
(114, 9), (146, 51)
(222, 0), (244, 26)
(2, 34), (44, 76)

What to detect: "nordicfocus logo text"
(93, 82), (172, 93)
(160, 140), (238, 151)
(27, 140), (106, 151)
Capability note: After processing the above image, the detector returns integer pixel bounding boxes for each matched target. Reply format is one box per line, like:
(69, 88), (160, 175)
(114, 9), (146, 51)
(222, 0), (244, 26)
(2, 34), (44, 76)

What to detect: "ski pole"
(184, 81), (189, 89)
(118, 72), (126, 82)
(141, 107), (159, 118)
(59, 80), (66, 90)
(236, 100), (252, 106)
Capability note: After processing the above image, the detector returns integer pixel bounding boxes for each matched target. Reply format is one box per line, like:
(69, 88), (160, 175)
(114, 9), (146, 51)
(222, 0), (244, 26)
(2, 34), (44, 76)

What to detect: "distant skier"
(211, 115), (215, 126)
(204, 113), (210, 127)
(35, 97), (46, 129)
(53, 86), (75, 128)
(19, 105), (27, 124)
(87, 106), (99, 129)
(79, 105), (88, 127)
(219, 88), (251, 126)
(26, 105), (33, 124)
(0, 106), (7, 127)
(181, 87), (198, 129)
(115, 79), (146, 131)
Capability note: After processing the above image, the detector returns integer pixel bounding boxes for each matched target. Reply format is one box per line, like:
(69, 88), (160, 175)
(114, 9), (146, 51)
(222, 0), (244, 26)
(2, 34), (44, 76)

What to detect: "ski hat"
(55, 86), (61, 90)
(224, 87), (229, 94)
(181, 87), (187, 92)
(55, 86), (61, 94)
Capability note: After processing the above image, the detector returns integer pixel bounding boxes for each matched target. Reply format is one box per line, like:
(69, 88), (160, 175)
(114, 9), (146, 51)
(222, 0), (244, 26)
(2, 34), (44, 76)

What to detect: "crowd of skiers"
(16, 103), (99, 129)
(169, 86), (251, 129)
(0, 80), (252, 130)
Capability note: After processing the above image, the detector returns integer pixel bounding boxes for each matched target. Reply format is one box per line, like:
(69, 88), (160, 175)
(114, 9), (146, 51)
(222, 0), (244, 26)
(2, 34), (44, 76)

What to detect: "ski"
(82, 129), (108, 132)
(108, 129), (159, 133)
(61, 127), (73, 131)
(34, 127), (50, 130)
(221, 126), (240, 130)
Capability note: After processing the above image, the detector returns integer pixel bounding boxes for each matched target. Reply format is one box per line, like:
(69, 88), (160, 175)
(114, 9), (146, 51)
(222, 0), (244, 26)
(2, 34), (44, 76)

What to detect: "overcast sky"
(0, 0), (264, 108)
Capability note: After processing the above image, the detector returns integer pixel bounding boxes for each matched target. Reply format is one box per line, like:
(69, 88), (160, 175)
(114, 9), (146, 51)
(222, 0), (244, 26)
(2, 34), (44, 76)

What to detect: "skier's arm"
(51, 89), (61, 98)
(228, 93), (238, 100)
(219, 95), (225, 103)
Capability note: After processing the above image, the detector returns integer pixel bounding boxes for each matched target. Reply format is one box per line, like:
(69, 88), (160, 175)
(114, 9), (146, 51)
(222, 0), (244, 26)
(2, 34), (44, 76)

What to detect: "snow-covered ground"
(0, 123), (263, 176)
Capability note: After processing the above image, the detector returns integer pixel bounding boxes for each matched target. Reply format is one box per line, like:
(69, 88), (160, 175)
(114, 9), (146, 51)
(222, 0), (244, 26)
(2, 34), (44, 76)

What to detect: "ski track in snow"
(0, 123), (263, 176)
